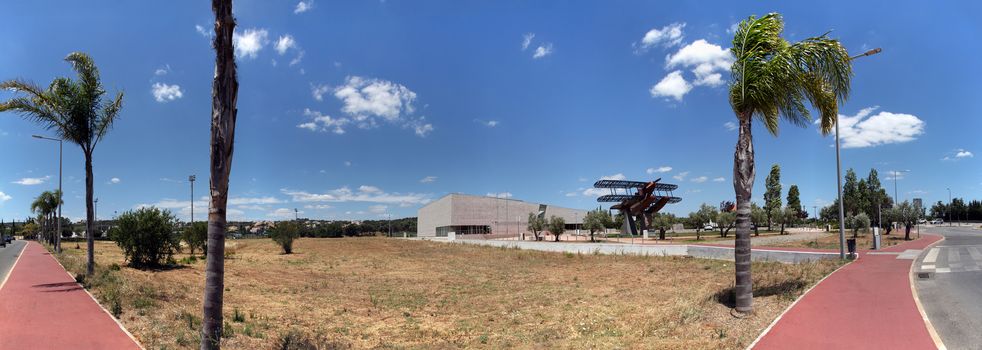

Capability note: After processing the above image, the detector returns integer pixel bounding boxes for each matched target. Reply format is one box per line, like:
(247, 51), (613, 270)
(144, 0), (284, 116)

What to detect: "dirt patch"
(51, 238), (842, 349)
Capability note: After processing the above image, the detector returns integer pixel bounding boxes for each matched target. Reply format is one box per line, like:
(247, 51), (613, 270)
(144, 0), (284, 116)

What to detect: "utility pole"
(189, 175), (196, 223)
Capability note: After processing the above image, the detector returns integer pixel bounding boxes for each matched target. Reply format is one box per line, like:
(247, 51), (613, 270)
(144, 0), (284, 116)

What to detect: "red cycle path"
(0, 241), (141, 349)
(752, 234), (943, 350)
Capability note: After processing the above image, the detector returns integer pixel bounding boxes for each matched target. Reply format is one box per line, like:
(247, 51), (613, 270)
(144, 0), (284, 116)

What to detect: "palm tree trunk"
(85, 152), (96, 275)
(201, 1), (238, 348)
(733, 114), (755, 314)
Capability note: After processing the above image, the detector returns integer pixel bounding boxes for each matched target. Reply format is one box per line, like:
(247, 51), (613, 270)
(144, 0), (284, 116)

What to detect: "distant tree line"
(930, 199), (982, 222)
(299, 217), (417, 238)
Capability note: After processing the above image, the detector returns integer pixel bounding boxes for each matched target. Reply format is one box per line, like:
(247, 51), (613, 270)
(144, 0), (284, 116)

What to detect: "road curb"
(910, 235), (947, 350)
(0, 241), (26, 291)
(745, 258), (853, 350)
(44, 243), (146, 350)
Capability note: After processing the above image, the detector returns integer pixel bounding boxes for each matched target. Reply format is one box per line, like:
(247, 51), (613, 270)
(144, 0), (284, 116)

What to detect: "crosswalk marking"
(919, 246), (982, 274)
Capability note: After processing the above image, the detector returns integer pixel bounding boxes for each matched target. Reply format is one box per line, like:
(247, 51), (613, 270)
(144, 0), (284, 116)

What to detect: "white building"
(417, 193), (587, 238)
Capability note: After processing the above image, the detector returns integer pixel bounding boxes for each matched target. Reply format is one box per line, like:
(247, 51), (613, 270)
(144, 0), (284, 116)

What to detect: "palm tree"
(0, 52), (123, 275)
(728, 13), (852, 313)
(30, 192), (54, 243)
(201, 0), (239, 348)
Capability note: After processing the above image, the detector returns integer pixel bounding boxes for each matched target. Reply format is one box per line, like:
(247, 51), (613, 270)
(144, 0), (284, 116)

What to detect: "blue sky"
(1, 0), (980, 222)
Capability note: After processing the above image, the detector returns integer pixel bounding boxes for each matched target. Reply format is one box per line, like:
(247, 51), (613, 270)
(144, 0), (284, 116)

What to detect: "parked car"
(703, 224), (714, 231)
(917, 219), (927, 225)
(930, 219), (944, 225)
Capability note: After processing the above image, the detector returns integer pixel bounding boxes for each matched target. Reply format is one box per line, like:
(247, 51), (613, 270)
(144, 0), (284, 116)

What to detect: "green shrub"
(181, 221), (208, 256)
(270, 221), (301, 254)
(233, 307), (246, 322)
(109, 207), (180, 268)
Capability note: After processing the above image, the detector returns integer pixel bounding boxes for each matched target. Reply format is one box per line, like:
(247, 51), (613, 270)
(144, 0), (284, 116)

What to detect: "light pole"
(834, 47), (882, 259)
(33, 134), (63, 253)
(892, 169), (909, 207)
(947, 188), (952, 226)
(189, 175), (196, 224)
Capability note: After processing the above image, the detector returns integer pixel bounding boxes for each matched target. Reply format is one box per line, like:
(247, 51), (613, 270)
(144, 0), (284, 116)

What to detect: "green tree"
(850, 212), (870, 237)
(787, 185), (801, 216)
(929, 201), (946, 220)
(893, 201), (923, 240)
(651, 213), (676, 240)
(109, 207), (180, 267)
(763, 165), (782, 229)
(182, 222), (208, 256)
(750, 203), (767, 236)
(842, 169), (860, 216)
(2, 53), (123, 272)
(718, 211), (736, 238)
(547, 216), (566, 242)
(727, 13), (852, 313)
(201, 1), (239, 347)
(527, 212), (545, 241)
(270, 221), (300, 254)
(582, 209), (611, 242)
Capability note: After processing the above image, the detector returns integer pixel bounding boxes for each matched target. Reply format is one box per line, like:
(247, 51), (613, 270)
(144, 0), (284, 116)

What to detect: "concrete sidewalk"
(752, 234), (944, 350)
(0, 241), (141, 350)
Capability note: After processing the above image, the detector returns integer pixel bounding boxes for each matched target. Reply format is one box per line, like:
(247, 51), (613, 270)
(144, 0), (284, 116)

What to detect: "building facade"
(417, 193), (587, 238)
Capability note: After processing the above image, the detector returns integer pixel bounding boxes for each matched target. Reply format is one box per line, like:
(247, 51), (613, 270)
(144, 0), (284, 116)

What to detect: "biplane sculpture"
(593, 178), (681, 236)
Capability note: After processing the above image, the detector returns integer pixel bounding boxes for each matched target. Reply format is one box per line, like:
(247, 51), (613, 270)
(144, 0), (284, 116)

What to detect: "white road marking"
(968, 247), (982, 261)
(949, 248), (961, 263)
(936, 268), (951, 273)
(922, 264), (936, 270)
(924, 248), (940, 263)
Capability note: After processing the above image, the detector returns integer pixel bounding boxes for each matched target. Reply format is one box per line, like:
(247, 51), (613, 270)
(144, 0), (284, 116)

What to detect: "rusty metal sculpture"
(594, 178), (681, 236)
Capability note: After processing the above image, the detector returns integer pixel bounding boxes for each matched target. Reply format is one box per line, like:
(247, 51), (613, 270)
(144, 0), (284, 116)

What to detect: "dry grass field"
(53, 238), (842, 349)
(768, 230), (915, 250)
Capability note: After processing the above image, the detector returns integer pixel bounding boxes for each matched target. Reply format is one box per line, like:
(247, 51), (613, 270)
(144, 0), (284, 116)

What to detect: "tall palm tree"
(201, 0), (239, 348)
(0, 52), (123, 275)
(30, 192), (54, 243)
(728, 13), (852, 313)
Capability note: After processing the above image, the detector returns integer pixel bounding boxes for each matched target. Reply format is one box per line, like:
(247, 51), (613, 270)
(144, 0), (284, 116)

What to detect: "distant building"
(913, 198), (923, 209)
(416, 193), (586, 238)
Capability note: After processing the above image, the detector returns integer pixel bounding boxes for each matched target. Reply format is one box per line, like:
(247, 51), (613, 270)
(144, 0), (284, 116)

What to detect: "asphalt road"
(913, 224), (982, 350)
(0, 239), (27, 287)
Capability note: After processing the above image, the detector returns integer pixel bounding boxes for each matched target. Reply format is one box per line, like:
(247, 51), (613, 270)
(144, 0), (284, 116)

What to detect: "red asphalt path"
(753, 234), (943, 350)
(0, 242), (141, 349)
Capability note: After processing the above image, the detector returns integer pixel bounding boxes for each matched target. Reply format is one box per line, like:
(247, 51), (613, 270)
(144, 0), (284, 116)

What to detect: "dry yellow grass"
(768, 230), (915, 250)
(53, 238), (842, 349)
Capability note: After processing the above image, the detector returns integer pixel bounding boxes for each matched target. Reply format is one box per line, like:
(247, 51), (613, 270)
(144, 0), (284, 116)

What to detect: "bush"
(109, 207), (180, 267)
(270, 221), (300, 254)
(181, 221), (208, 256)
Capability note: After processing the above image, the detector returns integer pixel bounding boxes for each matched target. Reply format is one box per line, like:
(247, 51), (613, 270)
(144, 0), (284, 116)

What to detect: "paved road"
(0, 239), (27, 287)
(914, 225), (982, 350)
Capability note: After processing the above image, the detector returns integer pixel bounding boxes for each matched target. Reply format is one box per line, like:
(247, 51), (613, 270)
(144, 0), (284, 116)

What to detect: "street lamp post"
(189, 175), (196, 223)
(947, 188), (952, 227)
(834, 47), (883, 259)
(892, 169), (910, 207)
(33, 135), (62, 253)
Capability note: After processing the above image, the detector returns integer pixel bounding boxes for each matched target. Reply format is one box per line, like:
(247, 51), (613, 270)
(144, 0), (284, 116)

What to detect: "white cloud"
(712, 177), (725, 182)
(409, 118), (434, 137)
(294, 0), (314, 14)
(154, 64), (171, 76)
(533, 44), (554, 59)
(600, 173), (627, 181)
(474, 119), (499, 128)
(724, 121), (736, 131)
(275, 35), (296, 55)
(233, 28), (269, 59)
(151, 83), (183, 102)
(646, 166), (673, 174)
(297, 108), (350, 134)
(419, 176), (437, 183)
(522, 33), (535, 50)
(672, 171), (689, 181)
(334, 76), (415, 121)
(311, 84), (330, 101)
(650, 70), (691, 101)
(358, 185), (382, 194)
(303, 204), (333, 210)
(486, 192), (513, 199)
(0, 191), (10, 202)
(282, 187), (431, 206)
(691, 176), (708, 183)
(834, 107), (925, 148)
(109, 177), (121, 184)
(268, 208), (301, 219)
(195, 25), (211, 38)
(368, 205), (388, 214)
(727, 23), (739, 34)
(884, 170), (907, 181)
(956, 150), (974, 158)
(13, 176), (50, 185)
(637, 22), (685, 51)
(665, 39), (734, 87)
(289, 50), (304, 66)
(229, 196), (284, 205)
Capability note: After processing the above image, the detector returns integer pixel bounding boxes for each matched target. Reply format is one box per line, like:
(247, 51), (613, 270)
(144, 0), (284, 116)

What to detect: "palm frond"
(94, 91), (123, 145)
